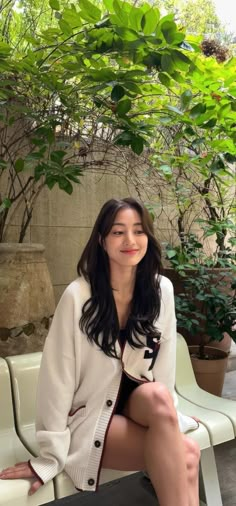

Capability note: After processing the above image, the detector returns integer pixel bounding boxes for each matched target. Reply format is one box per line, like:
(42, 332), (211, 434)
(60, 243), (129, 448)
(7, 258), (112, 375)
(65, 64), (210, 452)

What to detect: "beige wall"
(25, 172), (132, 303)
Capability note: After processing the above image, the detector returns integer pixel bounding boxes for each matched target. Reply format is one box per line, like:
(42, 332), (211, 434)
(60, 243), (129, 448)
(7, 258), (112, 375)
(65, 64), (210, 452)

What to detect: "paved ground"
(214, 370), (236, 505)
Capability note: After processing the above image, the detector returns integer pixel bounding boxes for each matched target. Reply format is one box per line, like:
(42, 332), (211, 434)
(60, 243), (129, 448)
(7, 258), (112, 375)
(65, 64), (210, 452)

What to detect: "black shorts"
(115, 373), (139, 414)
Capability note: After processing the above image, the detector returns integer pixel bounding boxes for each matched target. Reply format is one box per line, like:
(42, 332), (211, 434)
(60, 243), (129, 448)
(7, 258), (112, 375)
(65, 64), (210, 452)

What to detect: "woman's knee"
(141, 382), (178, 426)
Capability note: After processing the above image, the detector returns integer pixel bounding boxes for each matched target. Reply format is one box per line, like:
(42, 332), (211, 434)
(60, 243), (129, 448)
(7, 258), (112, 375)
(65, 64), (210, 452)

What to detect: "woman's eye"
(113, 231), (123, 235)
(135, 230), (144, 234)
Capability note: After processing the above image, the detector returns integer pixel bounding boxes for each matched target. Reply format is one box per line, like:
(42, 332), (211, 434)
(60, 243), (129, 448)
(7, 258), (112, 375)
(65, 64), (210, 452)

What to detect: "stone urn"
(0, 243), (55, 356)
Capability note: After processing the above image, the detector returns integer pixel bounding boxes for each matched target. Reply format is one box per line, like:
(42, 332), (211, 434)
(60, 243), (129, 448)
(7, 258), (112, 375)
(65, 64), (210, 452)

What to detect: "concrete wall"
(6, 171), (132, 303)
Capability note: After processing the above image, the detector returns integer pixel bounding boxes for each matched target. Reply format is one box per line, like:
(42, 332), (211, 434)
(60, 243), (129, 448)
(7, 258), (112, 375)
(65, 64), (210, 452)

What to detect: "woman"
(0, 198), (200, 506)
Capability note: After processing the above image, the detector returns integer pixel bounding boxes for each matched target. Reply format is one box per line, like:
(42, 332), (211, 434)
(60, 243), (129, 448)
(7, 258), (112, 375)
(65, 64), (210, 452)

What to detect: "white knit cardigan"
(30, 275), (198, 491)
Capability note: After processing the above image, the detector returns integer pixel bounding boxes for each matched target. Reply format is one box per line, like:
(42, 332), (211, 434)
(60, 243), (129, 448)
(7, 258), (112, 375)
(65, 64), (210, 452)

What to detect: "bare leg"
(102, 382), (200, 506)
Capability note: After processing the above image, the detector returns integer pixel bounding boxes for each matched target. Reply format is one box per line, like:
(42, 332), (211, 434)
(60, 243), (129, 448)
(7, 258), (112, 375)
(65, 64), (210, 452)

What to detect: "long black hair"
(77, 198), (163, 357)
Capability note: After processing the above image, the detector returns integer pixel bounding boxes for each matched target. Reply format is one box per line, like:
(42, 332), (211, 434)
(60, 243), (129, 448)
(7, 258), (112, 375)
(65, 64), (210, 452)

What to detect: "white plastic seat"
(176, 334), (236, 435)
(5, 353), (136, 499)
(0, 358), (54, 506)
(6, 348), (234, 505)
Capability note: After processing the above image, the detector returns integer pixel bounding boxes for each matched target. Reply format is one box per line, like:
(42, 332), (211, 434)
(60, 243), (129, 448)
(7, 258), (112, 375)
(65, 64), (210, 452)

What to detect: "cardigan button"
(94, 440), (101, 448)
(88, 478), (95, 486)
(106, 399), (113, 407)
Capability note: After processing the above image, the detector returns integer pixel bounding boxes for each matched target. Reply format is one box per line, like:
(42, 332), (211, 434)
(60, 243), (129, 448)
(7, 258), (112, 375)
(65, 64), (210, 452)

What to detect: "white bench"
(176, 334), (236, 435)
(4, 335), (236, 506)
(0, 357), (55, 506)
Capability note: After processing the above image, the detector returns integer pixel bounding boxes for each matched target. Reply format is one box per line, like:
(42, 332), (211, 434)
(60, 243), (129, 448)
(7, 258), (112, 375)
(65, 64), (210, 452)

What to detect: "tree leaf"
(167, 105), (183, 115)
(59, 19), (73, 35)
(131, 135), (144, 155)
(141, 8), (159, 35)
(129, 7), (143, 31)
(158, 72), (171, 88)
(14, 158), (25, 173)
(79, 0), (101, 22)
(161, 54), (175, 74)
(0, 198), (12, 213)
(116, 98), (131, 116)
(161, 21), (177, 44)
(201, 118), (217, 129)
(172, 50), (191, 70)
(113, 0), (128, 24)
(50, 150), (66, 163)
(58, 177), (73, 194)
(49, 0), (60, 10)
(189, 103), (206, 119)
(111, 84), (125, 102)
(180, 90), (192, 110)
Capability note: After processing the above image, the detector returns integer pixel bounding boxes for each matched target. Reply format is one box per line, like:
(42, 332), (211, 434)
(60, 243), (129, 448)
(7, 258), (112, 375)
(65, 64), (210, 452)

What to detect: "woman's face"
(103, 207), (148, 270)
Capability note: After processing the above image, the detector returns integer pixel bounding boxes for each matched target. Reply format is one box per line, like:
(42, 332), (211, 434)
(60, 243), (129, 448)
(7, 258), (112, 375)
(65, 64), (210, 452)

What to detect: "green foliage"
(0, 0), (196, 242)
(149, 52), (236, 263)
(165, 237), (236, 352)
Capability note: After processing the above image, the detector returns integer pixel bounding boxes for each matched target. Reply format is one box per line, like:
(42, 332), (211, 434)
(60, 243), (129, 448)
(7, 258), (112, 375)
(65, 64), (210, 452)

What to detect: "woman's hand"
(0, 462), (43, 495)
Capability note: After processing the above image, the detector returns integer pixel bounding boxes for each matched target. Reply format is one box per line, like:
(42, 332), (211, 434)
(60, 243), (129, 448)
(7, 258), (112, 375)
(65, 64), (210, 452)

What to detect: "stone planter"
(0, 243), (55, 356)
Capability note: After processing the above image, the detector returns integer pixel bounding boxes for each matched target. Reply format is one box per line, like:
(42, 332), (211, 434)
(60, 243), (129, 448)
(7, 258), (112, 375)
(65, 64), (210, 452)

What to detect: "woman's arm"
(0, 283), (79, 492)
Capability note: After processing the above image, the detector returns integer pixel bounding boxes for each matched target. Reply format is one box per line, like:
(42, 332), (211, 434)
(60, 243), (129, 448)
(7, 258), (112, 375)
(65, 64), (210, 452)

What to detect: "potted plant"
(165, 234), (236, 396)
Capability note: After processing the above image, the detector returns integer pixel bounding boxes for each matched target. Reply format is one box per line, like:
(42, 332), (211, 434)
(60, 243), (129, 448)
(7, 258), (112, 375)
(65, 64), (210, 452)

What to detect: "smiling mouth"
(120, 249), (139, 253)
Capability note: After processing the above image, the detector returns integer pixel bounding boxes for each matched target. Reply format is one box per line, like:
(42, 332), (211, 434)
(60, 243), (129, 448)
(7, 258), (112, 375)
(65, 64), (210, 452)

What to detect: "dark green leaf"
(58, 177), (73, 194)
(49, 0), (60, 10)
(172, 50), (191, 71)
(15, 158), (25, 173)
(161, 54), (175, 74)
(34, 164), (45, 181)
(161, 21), (177, 44)
(171, 71), (185, 84)
(50, 150), (66, 163)
(189, 103), (206, 119)
(131, 135), (144, 155)
(201, 118), (217, 129)
(123, 82), (141, 94)
(45, 176), (57, 190)
(114, 131), (132, 146)
(111, 85), (125, 102)
(184, 126), (195, 136)
(158, 72), (171, 88)
(66, 174), (82, 183)
(210, 158), (225, 173)
(116, 99), (132, 117)
(180, 90), (192, 110)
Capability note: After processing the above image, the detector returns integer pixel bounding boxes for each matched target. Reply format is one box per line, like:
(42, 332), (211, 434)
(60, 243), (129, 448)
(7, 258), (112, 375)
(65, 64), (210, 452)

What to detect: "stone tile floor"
(214, 370), (236, 505)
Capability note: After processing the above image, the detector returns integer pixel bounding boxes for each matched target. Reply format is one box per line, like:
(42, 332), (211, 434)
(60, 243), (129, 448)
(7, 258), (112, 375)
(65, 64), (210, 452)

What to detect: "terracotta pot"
(189, 345), (229, 396)
(0, 243), (55, 356)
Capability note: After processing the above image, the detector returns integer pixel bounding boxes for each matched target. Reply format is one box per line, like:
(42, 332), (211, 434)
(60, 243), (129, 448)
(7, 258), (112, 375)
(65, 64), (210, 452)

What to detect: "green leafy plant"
(0, 0), (197, 242)
(166, 235), (236, 358)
